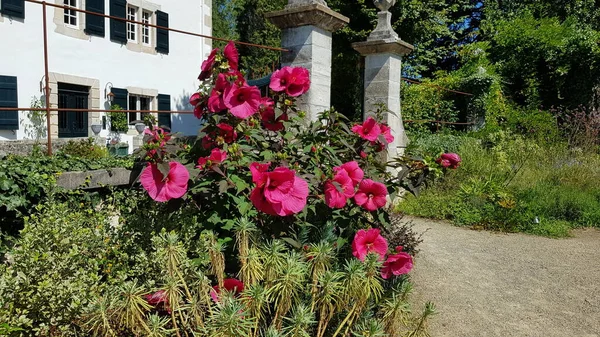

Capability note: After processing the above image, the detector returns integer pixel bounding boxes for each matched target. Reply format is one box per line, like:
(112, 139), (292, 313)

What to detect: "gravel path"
(407, 217), (600, 337)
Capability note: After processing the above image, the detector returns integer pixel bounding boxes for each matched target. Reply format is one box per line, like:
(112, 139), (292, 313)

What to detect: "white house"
(0, 0), (212, 148)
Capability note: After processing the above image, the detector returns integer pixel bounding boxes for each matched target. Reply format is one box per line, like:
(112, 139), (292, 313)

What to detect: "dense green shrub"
(399, 132), (600, 237)
(0, 203), (115, 335)
(0, 153), (134, 248)
(59, 137), (108, 159)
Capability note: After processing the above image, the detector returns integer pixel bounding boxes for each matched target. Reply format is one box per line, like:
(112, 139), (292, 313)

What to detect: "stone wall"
(0, 137), (104, 157)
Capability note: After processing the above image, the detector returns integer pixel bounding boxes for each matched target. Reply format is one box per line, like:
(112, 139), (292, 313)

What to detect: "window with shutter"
(157, 94), (171, 130)
(85, 0), (105, 37)
(110, 0), (127, 43)
(155, 10), (169, 54)
(1, 0), (25, 19)
(111, 87), (128, 110)
(0, 76), (19, 130)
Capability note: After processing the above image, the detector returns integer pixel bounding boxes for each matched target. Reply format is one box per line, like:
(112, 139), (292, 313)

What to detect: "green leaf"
(281, 237), (302, 249)
(218, 180), (230, 194)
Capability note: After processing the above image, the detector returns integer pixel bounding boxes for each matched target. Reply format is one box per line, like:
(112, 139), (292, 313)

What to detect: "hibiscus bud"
(311, 146), (316, 153)
(298, 111), (306, 118)
(303, 245), (309, 251)
(284, 99), (292, 106)
(360, 151), (368, 159)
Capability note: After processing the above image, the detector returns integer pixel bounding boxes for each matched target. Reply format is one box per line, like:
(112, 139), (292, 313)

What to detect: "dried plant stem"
(331, 302), (358, 337)
(171, 309), (182, 337)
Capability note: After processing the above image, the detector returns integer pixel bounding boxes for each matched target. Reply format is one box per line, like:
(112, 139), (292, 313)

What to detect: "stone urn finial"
(368, 0), (398, 41)
(374, 0), (396, 12)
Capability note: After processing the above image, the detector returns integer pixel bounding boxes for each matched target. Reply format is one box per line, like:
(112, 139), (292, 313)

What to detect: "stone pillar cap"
(352, 38), (414, 56)
(266, 3), (349, 32)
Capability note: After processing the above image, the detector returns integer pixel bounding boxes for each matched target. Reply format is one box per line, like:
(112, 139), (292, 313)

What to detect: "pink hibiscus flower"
(216, 123), (238, 143)
(140, 162), (190, 202)
(145, 290), (170, 313)
(380, 124), (394, 144)
(351, 228), (388, 261)
(198, 48), (218, 80)
(352, 117), (382, 142)
(354, 179), (388, 211)
(224, 84), (261, 119)
(381, 246), (413, 279)
(324, 169), (355, 209)
(260, 97), (288, 131)
(436, 153), (461, 169)
(269, 66), (311, 97)
(189, 92), (204, 119)
(197, 148), (228, 169)
(224, 41), (239, 71)
(210, 278), (244, 302)
(333, 161), (364, 186)
(249, 163), (309, 216)
(208, 73), (230, 113)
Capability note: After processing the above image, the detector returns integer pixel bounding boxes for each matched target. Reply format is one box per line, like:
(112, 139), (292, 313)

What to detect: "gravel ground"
(406, 217), (600, 337)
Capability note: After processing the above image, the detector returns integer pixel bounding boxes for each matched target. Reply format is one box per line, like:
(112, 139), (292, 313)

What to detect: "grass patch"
(398, 131), (600, 237)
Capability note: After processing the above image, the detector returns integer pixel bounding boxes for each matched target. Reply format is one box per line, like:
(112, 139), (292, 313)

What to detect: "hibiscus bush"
(1, 42), (437, 336)
(119, 41), (436, 336)
(138, 41), (433, 241)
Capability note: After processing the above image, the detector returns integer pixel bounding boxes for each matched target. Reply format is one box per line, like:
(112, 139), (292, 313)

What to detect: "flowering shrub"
(138, 42), (433, 237)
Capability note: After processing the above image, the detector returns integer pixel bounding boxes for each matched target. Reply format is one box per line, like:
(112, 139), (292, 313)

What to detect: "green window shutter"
(111, 87), (128, 110)
(0, 76), (19, 130)
(157, 94), (171, 129)
(110, 0), (127, 43)
(85, 0), (105, 37)
(1, 0), (25, 19)
(155, 11), (169, 54)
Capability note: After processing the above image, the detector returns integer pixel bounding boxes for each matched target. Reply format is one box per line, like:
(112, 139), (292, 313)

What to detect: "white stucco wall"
(0, 0), (212, 142)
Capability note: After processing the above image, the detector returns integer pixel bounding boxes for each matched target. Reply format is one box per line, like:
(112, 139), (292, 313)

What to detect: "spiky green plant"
(282, 303), (315, 337)
(243, 247), (265, 286)
(154, 231), (194, 304)
(262, 326), (283, 337)
(379, 285), (412, 336)
(190, 270), (213, 328)
(207, 295), (254, 337)
(202, 230), (226, 289)
(242, 283), (269, 337)
(147, 314), (174, 337)
(351, 319), (387, 337)
(314, 271), (344, 337)
(306, 241), (335, 311)
(163, 277), (187, 337)
(84, 294), (118, 337)
(405, 303), (436, 337)
(267, 252), (308, 329)
(113, 281), (152, 335)
(333, 255), (383, 337)
(261, 240), (287, 285)
(234, 217), (258, 285)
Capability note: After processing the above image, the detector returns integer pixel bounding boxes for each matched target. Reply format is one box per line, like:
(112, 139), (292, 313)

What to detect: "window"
(126, 5), (137, 42)
(128, 94), (152, 123)
(142, 11), (152, 45)
(63, 0), (78, 27)
(0, 75), (19, 131)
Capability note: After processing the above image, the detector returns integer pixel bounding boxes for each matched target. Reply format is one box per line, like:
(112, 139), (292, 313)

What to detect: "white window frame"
(127, 5), (138, 43)
(128, 94), (153, 126)
(141, 10), (152, 46)
(63, 0), (78, 28)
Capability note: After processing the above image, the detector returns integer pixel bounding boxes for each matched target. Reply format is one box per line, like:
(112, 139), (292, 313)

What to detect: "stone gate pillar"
(352, 0), (413, 158)
(266, 0), (349, 121)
